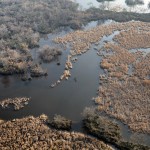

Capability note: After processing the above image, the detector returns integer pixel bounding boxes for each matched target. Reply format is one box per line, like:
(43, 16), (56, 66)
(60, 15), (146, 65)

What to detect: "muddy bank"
(0, 115), (113, 150)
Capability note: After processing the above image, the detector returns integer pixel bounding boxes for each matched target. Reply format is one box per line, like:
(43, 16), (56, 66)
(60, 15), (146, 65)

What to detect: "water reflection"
(1, 76), (11, 88)
(97, 0), (115, 1)
(148, 2), (150, 8)
(125, 0), (144, 6)
(73, 0), (150, 13)
(83, 20), (114, 30)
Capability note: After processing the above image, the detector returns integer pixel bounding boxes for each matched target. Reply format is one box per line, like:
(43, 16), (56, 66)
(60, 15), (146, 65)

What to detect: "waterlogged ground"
(0, 20), (150, 147)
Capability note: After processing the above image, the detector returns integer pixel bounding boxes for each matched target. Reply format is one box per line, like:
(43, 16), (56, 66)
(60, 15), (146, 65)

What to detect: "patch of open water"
(72, 0), (150, 13)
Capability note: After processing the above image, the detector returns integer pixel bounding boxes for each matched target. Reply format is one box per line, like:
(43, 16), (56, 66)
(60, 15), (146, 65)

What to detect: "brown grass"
(0, 97), (30, 110)
(55, 21), (150, 56)
(97, 42), (150, 133)
(0, 115), (113, 150)
(54, 21), (150, 133)
(54, 21), (150, 82)
(143, 79), (150, 86)
(97, 77), (150, 133)
(114, 28), (150, 49)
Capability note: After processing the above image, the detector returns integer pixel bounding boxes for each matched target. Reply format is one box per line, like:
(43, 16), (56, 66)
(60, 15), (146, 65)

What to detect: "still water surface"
(73, 0), (150, 13)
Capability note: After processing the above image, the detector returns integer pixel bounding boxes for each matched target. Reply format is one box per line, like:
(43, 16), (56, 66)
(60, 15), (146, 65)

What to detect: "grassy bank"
(0, 115), (113, 150)
(82, 108), (150, 150)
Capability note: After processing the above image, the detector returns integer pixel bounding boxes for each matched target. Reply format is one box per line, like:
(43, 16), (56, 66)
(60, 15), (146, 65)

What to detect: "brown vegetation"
(114, 28), (150, 49)
(48, 114), (72, 130)
(0, 115), (113, 150)
(83, 108), (150, 150)
(39, 45), (62, 63)
(54, 21), (150, 82)
(133, 53), (150, 79)
(96, 40), (150, 133)
(97, 77), (150, 133)
(55, 21), (150, 57)
(0, 97), (30, 110)
(55, 20), (150, 134)
(1, 0), (150, 80)
(97, 44), (150, 133)
(30, 64), (48, 77)
(50, 56), (72, 87)
(0, 0), (80, 78)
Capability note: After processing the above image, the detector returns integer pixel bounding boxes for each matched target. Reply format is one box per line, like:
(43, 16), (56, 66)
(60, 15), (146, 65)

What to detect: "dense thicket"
(0, 0), (80, 77)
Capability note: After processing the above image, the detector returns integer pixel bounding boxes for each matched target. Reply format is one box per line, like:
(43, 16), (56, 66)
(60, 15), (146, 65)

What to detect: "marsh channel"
(0, 18), (150, 147)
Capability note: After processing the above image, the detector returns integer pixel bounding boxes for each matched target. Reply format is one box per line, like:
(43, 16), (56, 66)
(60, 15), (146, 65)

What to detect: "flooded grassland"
(54, 20), (150, 145)
(0, 0), (150, 149)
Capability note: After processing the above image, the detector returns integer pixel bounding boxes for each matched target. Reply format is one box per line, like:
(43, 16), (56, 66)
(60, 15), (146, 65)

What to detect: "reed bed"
(54, 21), (150, 133)
(55, 21), (150, 56)
(114, 28), (150, 49)
(98, 42), (150, 133)
(0, 115), (113, 150)
(0, 97), (30, 110)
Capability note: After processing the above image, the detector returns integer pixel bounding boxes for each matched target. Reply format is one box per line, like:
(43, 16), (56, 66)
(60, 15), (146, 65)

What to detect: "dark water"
(0, 21), (150, 146)
(0, 49), (100, 122)
(0, 22), (103, 124)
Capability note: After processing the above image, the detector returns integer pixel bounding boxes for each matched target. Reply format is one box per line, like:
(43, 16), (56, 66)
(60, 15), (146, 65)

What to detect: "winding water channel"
(0, 20), (150, 146)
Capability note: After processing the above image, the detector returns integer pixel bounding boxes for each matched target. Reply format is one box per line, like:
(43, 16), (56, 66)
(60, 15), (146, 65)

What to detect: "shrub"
(30, 64), (47, 77)
(48, 114), (72, 130)
(39, 45), (62, 62)
(82, 108), (121, 143)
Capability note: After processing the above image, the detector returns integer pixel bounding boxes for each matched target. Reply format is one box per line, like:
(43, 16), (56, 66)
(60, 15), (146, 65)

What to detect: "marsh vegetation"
(82, 107), (150, 150)
(0, 0), (150, 149)
(0, 97), (30, 110)
(0, 115), (113, 150)
(55, 20), (150, 142)
(39, 46), (62, 63)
